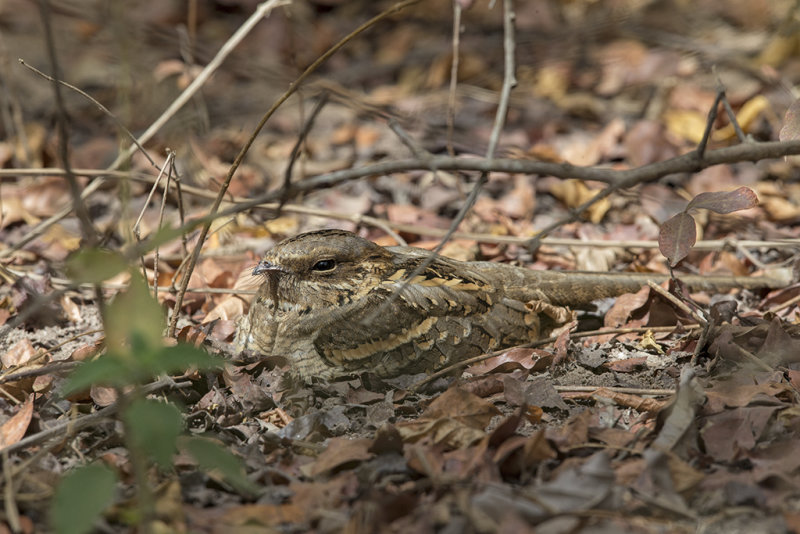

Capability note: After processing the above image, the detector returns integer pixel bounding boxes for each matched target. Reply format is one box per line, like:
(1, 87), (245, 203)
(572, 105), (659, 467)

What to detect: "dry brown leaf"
(397, 417), (487, 450)
(32, 374), (53, 393)
(90, 385), (118, 407)
(309, 437), (374, 477)
(60, 295), (82, 323)
(422, 386), (500, 429)
(2, 338), (36, 368)
(604, 287), (651, 329)
(0, 395), (34, 447)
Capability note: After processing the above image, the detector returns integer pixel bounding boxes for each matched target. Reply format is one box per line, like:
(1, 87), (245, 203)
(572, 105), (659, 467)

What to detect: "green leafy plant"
(50, 251), (251, 534)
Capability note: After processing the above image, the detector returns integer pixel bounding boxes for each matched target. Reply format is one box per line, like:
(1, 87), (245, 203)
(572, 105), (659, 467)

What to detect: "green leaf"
(51, 464), (118, 534)
(152, 344), (224, 375)
(66, 249), (129, 284)
(125, 399), (183, 469)
(62, 356), (133, 395)
(180, 436), (258, 495)
(105, 273), (164, 354)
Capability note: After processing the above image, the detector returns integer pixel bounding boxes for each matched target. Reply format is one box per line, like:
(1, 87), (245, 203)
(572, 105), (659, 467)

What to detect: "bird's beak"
(253, 260), (287, 276)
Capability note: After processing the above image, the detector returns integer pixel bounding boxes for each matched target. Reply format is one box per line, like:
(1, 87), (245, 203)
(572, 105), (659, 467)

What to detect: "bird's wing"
(309, 254), (539, 376)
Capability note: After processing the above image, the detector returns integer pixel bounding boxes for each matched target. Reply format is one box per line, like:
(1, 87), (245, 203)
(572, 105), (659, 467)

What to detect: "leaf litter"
(0, 1), (800, 532)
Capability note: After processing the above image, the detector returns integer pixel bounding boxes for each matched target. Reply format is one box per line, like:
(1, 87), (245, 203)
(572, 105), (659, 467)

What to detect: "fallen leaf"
(0, 395), (34, 447)
(2, 338), (37, 368)
(309, 437), (374, 477)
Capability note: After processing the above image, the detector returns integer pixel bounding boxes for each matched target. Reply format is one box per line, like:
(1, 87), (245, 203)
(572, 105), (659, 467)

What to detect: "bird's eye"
(311, 259), (336, 272)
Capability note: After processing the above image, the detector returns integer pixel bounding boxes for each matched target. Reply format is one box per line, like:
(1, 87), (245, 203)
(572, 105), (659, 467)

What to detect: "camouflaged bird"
(233, 229), (785, 380)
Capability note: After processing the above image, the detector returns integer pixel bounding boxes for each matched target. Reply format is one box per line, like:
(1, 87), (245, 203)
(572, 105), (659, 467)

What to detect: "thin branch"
(697, 90), (724, 159)
(647, 280), (707, 327)
(446, 1), (462, 157)
(387, 117), (433, 160)
(19, 59), (155, 167)
(2, 166), (799, 253)
(111, 0), (292, 170)
(0, 379), (191, 457)
(36, 0), (98, 247)
(231, 139), (800, 209)
(715, 70), (748, 143)
(553, 385), (676, 396)
(1, 0), (288, 262)
(280, 92), (330, 208)
(118, 138), (800, 265)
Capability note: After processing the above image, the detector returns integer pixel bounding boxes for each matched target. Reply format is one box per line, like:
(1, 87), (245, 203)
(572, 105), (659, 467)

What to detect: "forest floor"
(2, 1), (800, 532)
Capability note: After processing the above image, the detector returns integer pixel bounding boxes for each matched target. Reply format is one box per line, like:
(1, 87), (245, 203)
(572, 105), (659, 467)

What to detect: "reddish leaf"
(686, 186), (758, 214)
(780, 97), (800, 141)
(658, 212), (696, 266)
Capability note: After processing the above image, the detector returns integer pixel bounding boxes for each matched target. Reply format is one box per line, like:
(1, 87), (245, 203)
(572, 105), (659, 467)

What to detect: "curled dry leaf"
(686, 186), (758, 214)
(396, 386), (500, 449)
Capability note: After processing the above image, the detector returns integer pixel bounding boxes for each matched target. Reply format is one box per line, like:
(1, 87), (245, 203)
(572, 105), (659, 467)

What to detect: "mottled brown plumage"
(233, 229), (784, 380)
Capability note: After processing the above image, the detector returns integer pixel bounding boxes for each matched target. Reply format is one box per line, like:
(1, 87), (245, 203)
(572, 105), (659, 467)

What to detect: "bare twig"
(280, 92), (330, 208)
(697, 90), (724, 159)
(132, 152), (176, 239)
(446, 1), (462, 157)
(154, 152), (178, 298)
(36, 0), (98, 247)
(715, 70), (748, 143)
(553, 385), (676, 396)
(0, 362), (81, 386)
(0, 378), (191, 457)
(768, 292), (800, 315)
(19, 59), (155, 167)
(387, 118), (432, 161)
(4, 165), (798, 253)
(647, 280), (708, 327)
(219, 139), (800, 215)
(1, 0), (289, 262)
(119, 137), (800, 274)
